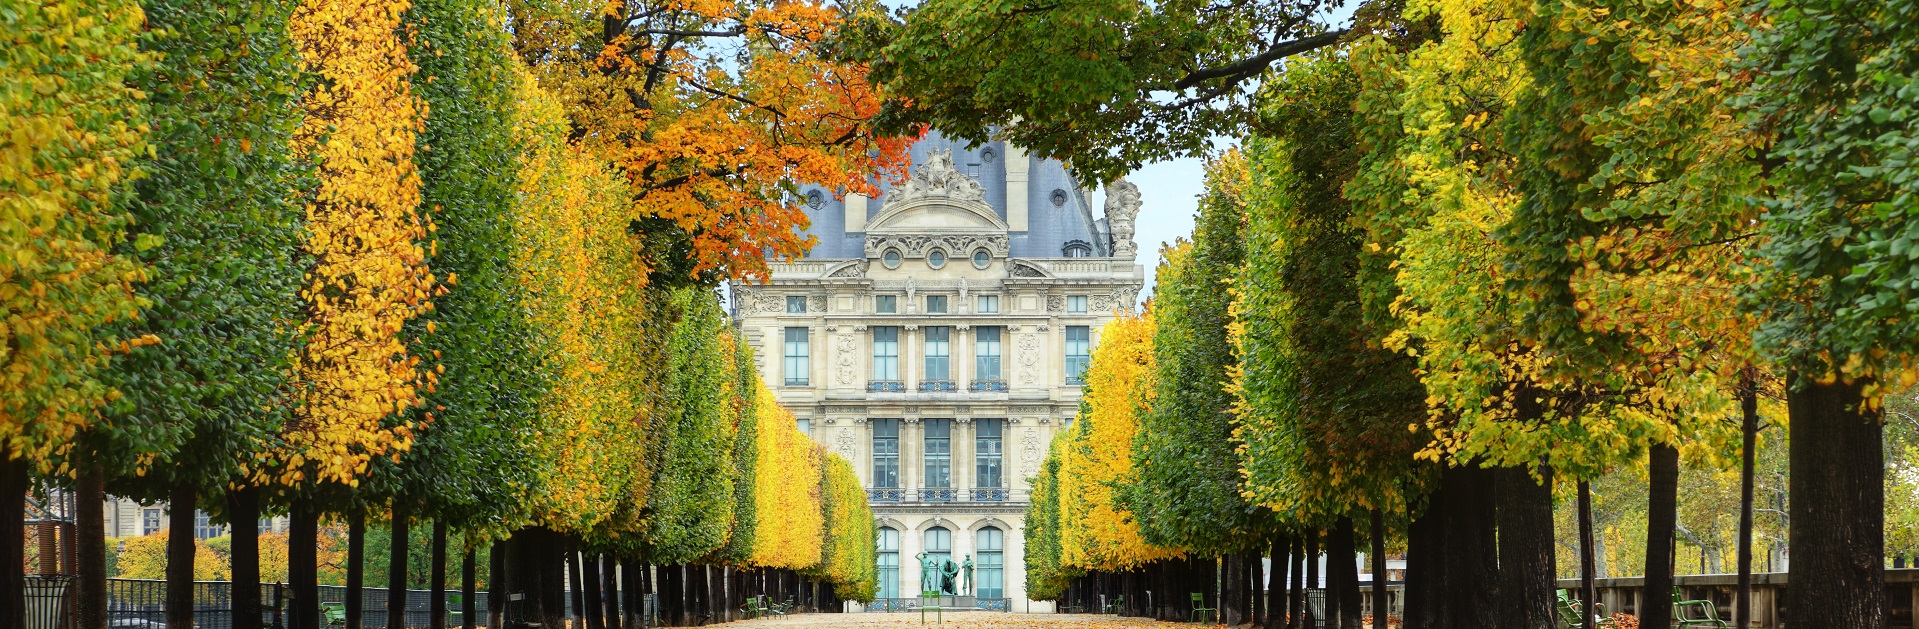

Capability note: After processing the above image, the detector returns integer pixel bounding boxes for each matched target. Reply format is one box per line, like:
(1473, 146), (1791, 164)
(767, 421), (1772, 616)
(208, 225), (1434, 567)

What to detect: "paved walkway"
(716, 611), (1177, 628)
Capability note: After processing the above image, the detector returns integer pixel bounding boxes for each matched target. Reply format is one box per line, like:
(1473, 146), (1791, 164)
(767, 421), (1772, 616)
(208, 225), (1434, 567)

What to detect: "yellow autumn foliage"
(509, 67), (657, 537)
(1057, 310), (1185, 571)
(284, 0), (435, 487)
(0, 0), (149, 466)
(747, 383), (823, 569)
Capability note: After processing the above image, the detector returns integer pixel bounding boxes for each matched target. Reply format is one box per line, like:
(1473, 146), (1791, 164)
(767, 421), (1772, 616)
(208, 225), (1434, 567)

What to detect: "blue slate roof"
(790, 130), (1107, 260)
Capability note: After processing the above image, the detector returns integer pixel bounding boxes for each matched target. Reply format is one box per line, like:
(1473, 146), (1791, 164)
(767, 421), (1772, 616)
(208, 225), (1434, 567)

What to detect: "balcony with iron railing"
(864, 488), (1020, 504)
(919, 380), (957, 392)
(969, 380), (1007, 392)
(868, 380), (905, 393)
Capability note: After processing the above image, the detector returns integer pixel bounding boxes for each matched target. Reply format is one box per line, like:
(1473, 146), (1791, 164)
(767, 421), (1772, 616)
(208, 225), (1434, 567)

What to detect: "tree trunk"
(431, 520), (447, 629)
(582, 552), (604, 629)
(1291, 536), (1305, 629)
(230, 487), (262, 629)
(1224, 553), (1244, 625)
(462, 547), (477, 629)
(76, 466), (108, 629)
(487, 539), (505, 629)
(1643, 444), (1679, 629)
(1269, 536), (1286, 629)
(1577, 481), (1596, 629)
(1787, 377), (1888, 628)
(566, 544), (585, 628)
(290, 499), (320, 629)
(1252, 550), (1265, 627)
(167, 482), (198, 629)
(603, 555), (622, 629)
(390, 503), (411, 629)
(1403, 500), (1435, 629)
(1333, 518), (1362, 629)
(348, 511), (365, 629)
(1371, 511), (1387, 629)
(1736, 380), (1758, 629)
(1496, 466), (1556, 629)
(1305, 532), (1320, 628)
(2, 453), (25, 629)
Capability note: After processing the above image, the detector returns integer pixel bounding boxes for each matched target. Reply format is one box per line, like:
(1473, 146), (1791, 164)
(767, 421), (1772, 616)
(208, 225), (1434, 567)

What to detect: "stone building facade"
(734, 131), (1144, 611)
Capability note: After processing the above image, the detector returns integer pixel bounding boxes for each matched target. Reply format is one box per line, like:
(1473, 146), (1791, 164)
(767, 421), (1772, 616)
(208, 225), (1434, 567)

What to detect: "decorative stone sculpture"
(941, 557), (961, 596)
(887, 149), (986, 205)
(962, 555), (975, 596)
(1104, 178), (1141, 258)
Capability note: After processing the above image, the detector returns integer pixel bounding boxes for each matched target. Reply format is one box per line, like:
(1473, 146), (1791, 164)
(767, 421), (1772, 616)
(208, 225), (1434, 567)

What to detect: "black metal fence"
(85, 579), (489, 629)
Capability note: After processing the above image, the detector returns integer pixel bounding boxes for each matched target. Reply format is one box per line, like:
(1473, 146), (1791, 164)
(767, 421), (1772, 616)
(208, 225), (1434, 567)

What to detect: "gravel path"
(713, 611), (1181, 628)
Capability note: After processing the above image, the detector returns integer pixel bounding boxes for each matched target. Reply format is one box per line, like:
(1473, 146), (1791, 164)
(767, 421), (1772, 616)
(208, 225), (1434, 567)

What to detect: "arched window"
(877, 527), (900, 599)
(1062, 240), (1093, 257)
(924, 526), (953, 596)
(977, 527), (1005, 598)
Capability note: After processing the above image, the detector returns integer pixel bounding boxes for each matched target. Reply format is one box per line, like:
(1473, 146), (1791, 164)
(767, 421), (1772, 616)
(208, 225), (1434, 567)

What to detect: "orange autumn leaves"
(513, 0), (913, 280)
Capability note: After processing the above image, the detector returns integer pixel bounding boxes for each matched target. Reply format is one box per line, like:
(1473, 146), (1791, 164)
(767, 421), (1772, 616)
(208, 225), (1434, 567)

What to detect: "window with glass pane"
(872, 419), (899, 488)
(977, 528), (1005, 598)
(924, 419), (951, 488)
(925, 527), (953, 571)
(873, 327), (899, 380)
(786, 295), (806, 313)
(142, 509), (162, 535)
(975, 419), (1002, 489)
(194, 510), (223, 539)
(977, 295), (998, 313)
(796, 418), (811, 434)
(876, 295), (898, 314)
(783, 327), (809, 386)
(924, 327), (950, 381)
(926, 295), (948, 313)
(1066, 326), (1090, 383)
(974, 327), (1002, 381)
(1068, 295), (1088, 313)
(878, 527), (900, 599)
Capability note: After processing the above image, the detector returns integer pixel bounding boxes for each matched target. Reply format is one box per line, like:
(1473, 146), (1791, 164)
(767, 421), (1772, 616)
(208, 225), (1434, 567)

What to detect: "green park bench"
(1673, 588), (1729, 628)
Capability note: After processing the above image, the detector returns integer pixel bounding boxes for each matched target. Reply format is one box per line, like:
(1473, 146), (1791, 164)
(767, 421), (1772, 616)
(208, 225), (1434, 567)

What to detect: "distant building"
(734, 131), (1144, 611)
(102, 496), (289, 539)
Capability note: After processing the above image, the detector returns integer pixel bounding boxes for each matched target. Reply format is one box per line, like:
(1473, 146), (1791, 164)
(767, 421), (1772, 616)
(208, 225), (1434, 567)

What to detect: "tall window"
(873, 327), (900, 381)
(977, 527), (1005, 598)
(786, 295), (806, 313)
(924, 527), (953, 576)
(974, 327), (1002, 381)
(876, 295), (898, 314)
(872, 419), (899, 488)
(924, 419), (951, 488)
(975, 419), (1003, 489)
(976, 295), (998, 313)
(924, 327), (950, 381)
(142, 509), (162, 535)
(796, 418), (811, 435)
(1065, 326), (1091, 383)
(783, 327), (809, 386)
(926, 295), (948, 314)
(1067, 295), (1088, 313)
(878, 527), (900, 599)
(194, 510), (223, 539)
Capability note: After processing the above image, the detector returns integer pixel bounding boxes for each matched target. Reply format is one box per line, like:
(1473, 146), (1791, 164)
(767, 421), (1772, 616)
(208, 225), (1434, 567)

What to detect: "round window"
(882, 249), (903, 269)
(805, 189), (825, 209)
(972, 250), (991, 269)
(928, 250), (946, 269)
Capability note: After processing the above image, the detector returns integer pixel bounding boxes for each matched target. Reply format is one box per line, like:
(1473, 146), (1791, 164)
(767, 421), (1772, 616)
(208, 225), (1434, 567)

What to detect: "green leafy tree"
(1121, 157), (1261, 554)
(1738, 0), (1919, 622)
(864, 0), (1348, 183)
(642, 288), (740, 564)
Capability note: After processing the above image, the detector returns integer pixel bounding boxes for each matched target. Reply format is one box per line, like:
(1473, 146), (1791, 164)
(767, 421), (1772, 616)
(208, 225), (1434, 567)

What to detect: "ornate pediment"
(869, 149), (1008, 234)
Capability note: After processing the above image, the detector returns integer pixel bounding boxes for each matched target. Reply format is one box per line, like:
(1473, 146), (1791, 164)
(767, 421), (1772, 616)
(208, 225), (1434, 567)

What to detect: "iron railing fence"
(860, 597), (1009, 613)
(88, 579), (489, 629)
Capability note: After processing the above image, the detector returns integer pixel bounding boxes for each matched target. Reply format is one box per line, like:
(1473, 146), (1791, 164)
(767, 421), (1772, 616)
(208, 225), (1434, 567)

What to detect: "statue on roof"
(1104, 178), (1141, 258)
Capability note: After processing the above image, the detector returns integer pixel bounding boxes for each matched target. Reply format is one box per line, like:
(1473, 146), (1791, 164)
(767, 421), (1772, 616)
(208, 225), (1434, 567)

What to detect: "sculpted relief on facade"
(886, 149), (986, 205)
(836, 333), (858, 386)
(1016, 333), (1041, 386)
